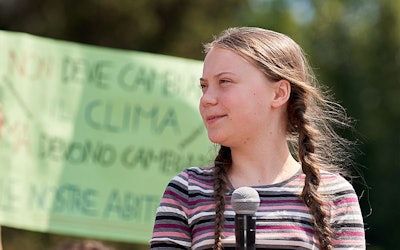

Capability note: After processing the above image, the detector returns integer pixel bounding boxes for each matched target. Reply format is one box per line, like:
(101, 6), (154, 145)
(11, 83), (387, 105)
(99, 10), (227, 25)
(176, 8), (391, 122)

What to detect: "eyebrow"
(200, 72), (236, 82)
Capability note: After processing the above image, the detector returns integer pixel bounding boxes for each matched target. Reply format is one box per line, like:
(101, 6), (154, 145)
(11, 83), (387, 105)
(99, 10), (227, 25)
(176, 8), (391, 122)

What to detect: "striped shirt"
(151, 167), (365, 249)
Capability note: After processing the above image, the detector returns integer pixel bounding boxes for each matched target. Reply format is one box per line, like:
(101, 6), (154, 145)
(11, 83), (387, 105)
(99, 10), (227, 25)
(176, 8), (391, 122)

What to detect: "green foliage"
(1, 0), (399, 249)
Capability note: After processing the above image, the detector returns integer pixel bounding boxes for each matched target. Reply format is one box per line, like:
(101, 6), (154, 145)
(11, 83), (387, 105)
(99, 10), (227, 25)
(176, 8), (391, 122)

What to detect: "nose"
(199, 86), (218, 108)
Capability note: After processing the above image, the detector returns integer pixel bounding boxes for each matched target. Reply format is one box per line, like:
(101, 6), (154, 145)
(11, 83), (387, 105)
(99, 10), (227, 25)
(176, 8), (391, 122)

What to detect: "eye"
(199, 79), (208, 90)
(219, 79), (231, 84)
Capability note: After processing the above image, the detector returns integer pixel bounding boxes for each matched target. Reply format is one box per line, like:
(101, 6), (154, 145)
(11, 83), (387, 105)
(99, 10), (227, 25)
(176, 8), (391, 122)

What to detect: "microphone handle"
(235, 214), (256, 250)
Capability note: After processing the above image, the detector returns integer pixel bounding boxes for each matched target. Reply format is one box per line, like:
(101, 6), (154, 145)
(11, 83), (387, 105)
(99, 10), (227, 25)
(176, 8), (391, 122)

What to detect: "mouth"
(206, 114), (227, 124)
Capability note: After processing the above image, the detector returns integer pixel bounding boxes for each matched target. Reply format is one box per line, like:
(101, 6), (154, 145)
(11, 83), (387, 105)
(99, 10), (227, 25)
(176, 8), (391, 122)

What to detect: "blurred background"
(0, 0), (399, 249)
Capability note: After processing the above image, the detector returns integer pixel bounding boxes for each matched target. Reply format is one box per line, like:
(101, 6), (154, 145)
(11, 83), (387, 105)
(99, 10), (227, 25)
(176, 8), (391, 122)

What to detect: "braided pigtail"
(213, 146), (232, 250)
(298, 130), (333, 249)
(288, 86), (334, 249)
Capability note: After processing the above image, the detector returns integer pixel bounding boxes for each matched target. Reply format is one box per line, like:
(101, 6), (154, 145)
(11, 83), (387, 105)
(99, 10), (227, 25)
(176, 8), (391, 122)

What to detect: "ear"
(271, 79), (291, 108)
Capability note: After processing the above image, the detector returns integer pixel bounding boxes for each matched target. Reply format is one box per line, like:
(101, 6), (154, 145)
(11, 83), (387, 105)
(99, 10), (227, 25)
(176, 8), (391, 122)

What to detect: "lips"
(205, 114), (226, 124)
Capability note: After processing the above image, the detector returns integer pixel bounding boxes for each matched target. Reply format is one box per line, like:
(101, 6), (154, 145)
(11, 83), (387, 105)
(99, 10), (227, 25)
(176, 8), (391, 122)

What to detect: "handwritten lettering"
(0, 177), (164, 224)
(60, 55), (200, 98)
(118, 63), (156, 93)
(29, 183), (99, 216)
(0, 117), (30, 154)
(103, 189), (159, 222)
(38, 133), (208, 173)
(61, 57), (114, 90)
(7, 49), (53, 81)
(84, 99), (180, 134)
(53, 184), (98, 216)
(39, 133), (117, 167)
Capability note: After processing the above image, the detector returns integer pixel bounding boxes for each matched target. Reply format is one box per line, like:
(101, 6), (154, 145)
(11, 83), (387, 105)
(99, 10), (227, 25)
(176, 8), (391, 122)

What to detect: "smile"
(206, 114), (226, 124)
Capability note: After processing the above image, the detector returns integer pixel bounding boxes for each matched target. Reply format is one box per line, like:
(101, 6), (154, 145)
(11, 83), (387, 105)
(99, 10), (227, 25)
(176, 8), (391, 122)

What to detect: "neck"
(228, 138), (300, 188)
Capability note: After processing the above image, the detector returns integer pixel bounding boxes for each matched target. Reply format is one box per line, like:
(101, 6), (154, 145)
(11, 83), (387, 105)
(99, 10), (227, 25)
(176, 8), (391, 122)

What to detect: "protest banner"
(0, 31), (214, 243)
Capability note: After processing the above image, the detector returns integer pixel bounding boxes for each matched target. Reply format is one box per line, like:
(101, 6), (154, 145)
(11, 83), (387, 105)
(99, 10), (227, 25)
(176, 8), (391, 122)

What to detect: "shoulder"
(319, 170), (356, 194)
(160, 166), (215, 209)
(319, 171), (361, 210)
(319, 172), (365, 247)
(171, 166), (214, 182)
(185, 166), (214, 176)
(167, 166), (214, 191)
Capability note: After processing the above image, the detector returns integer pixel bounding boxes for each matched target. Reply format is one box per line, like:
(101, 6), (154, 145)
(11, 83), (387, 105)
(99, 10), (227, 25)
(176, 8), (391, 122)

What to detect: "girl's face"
(199, 47), (278, 147)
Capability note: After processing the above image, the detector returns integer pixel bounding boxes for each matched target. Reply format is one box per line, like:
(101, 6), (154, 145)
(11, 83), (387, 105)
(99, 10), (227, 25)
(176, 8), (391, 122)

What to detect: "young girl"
(151, 27), (365, 249)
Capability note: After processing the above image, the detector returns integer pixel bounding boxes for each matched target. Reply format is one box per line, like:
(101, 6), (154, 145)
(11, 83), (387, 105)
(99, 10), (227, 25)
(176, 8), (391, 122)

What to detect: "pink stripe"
(190, 180), (212, 190)
(331, 206), (360, 215)
(161, 197), (183, 205)
(332, 239), (365, 245)
(258, 205), (309, 211)
(340, 231), (365, 237)
(256, 232), (315, 241)
(191, 204), (215, 213)
(321, 174), (337, 180)
(193, 231), (214, 242)
(190, 179), (213, 189)
(334, 197), (358, 206)
(163, 190), (188, 203)
(152, 231), (189, 238)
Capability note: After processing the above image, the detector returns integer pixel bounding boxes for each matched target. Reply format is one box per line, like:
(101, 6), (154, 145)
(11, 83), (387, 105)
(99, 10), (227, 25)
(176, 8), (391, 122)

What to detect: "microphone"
(231, 186), (260, 250)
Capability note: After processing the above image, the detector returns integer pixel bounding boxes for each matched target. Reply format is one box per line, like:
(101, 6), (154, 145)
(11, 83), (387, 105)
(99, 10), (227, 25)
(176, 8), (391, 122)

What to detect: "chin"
(207, 135), (223, 144)
(208, 135), (229, 146)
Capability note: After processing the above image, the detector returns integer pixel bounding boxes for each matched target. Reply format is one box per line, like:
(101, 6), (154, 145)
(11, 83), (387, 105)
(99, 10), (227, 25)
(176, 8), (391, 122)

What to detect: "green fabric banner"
(0, 31), (213, 243)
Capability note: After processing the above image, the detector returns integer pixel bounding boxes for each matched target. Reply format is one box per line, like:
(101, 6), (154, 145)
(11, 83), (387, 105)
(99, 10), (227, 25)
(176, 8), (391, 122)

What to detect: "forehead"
(203, 47), (254, 74)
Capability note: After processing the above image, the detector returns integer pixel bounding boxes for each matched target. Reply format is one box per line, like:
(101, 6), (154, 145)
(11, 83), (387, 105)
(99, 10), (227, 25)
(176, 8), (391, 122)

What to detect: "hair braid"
(289, 88), (333, 249)
(213, 146), (231, 250)
(299, 131), (333, 249)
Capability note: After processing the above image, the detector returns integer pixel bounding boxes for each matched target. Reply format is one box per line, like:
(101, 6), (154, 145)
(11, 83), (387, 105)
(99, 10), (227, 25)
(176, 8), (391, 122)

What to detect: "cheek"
(198, 104), (209, 123)
(198, 105), (205, 120)
(245, 94), (272, 120)
(198, 96), (205, 110)
(253, 88), (274, 108)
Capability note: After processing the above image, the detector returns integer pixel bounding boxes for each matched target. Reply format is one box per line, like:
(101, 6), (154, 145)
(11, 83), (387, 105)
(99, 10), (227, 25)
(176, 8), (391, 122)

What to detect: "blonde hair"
(204, 27), (354, 250)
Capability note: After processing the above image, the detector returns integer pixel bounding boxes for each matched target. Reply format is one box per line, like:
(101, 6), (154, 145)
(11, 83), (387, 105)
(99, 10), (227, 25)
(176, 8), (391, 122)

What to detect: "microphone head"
(231, 186), (260, 214)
